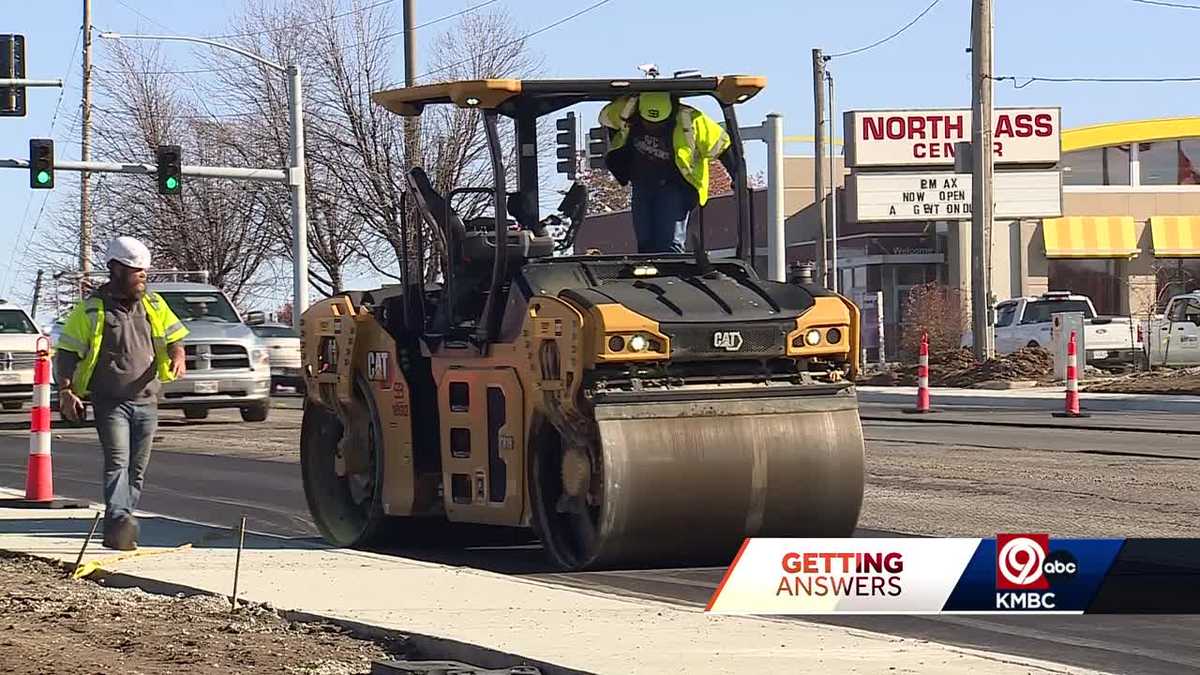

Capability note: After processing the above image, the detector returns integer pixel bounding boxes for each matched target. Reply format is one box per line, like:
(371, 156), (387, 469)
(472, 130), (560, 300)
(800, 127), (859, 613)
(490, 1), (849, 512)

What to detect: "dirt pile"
(860, 346), (1055, 388)
(0, 552), (407, 674)
(1082, 367), (1200, 396)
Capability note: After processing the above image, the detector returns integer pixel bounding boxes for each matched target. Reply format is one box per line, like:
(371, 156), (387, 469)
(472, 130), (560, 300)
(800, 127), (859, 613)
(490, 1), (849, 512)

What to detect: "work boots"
(102, 515), (139, 551)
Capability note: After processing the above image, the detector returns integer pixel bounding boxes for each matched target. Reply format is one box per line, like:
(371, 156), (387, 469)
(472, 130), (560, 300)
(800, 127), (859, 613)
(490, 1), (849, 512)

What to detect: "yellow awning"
(1042, 216), (1140, 258)
(1150, 216), (1200, 257)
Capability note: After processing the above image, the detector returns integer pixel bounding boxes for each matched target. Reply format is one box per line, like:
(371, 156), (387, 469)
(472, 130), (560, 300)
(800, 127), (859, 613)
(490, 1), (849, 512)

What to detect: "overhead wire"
(826, 0), (942, 59)
(3, 26), (84, 298)
(416, 0), (615, 81)
(1128, 0), (1200, 10)
(995, 74), (1200, 89)
(96, 0), (502, 77)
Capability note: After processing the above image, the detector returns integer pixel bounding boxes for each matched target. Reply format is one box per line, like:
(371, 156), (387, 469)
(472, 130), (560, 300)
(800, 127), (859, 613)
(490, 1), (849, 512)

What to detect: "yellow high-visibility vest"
(598, 94), (732, 206)
(57, 291), (189, 396)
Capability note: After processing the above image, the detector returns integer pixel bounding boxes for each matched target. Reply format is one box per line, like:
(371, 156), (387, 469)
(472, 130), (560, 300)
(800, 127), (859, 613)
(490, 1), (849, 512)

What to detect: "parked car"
(1144, 291), (1200, 367)
(250, 323), (303, 392)
(0, 300), (45, 412)
(963, 291), (1142, 368)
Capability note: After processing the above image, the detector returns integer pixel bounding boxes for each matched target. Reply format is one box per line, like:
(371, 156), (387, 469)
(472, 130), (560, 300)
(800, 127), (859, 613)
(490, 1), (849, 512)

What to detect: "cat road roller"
(298, 75), (865, 571)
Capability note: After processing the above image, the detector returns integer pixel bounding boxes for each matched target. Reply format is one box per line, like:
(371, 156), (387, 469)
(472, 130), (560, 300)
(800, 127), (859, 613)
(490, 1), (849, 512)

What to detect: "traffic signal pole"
(0, 158), (287, 182)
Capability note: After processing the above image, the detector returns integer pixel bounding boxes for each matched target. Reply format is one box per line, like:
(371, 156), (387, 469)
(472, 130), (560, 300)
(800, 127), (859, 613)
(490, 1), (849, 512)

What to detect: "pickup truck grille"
(185, 343), (250, 370)
(0, 351), (37, 371)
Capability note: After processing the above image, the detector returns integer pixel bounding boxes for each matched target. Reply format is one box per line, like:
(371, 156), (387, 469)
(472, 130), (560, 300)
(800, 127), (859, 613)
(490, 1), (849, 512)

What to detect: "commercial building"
(574, 115), (1200, 357)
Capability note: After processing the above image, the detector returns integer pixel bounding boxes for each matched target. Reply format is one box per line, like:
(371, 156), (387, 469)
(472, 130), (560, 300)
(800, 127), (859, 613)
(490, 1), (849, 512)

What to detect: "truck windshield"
(1021, 300), (1095, 323)
(0, 309), (37, 334)
(158, 291), (241, 323)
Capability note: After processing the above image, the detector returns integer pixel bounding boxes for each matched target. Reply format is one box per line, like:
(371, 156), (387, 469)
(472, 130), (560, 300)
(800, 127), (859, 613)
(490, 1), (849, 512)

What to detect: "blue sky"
(3, 0), (1200, 304)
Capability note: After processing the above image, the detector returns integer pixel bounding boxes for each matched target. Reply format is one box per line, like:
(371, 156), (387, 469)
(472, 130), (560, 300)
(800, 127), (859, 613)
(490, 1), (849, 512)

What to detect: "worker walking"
(598, 91), (736, 253)
(54, 237), (188, 551)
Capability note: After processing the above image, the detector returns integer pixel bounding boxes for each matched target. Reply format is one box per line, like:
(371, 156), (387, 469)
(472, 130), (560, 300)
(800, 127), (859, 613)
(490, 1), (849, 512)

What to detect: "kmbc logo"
(994, 533), (1079, 610)
(996, 534), (1050, 590)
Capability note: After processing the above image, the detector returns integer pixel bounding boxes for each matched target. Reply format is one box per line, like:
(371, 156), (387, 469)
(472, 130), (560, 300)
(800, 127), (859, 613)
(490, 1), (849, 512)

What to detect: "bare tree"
(36, 44), (277, 303)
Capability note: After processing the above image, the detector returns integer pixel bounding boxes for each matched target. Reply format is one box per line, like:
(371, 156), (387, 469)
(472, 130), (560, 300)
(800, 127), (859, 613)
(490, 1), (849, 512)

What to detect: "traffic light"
(587, 127), (608, 170)
(0, 34), (27, 118)
(555, 112), (578, 180)
(28, 138), (53, 189)
(156, 144), (182, 195)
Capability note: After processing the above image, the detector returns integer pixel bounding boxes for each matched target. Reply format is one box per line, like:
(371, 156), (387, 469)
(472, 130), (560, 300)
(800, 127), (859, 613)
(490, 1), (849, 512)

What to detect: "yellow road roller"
(298, 75), (865, 570)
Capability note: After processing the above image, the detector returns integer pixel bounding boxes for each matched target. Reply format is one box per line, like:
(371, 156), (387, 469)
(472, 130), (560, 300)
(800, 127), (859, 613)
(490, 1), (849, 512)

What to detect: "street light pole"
(97, 32), (308, 328)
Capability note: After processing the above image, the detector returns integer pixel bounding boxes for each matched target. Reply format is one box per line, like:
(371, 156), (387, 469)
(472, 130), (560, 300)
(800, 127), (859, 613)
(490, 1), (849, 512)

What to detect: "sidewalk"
(0, 489), (1097, 675)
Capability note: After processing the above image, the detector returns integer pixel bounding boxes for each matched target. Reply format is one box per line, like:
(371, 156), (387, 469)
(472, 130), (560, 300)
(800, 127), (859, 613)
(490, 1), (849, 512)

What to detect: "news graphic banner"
(705, 536), (1200, 614)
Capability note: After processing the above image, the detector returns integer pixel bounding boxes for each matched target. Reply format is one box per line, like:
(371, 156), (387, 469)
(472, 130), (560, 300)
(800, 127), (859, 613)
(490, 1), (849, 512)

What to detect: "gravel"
(0, 553), (408, 674)
(861, 347), (1056, 388)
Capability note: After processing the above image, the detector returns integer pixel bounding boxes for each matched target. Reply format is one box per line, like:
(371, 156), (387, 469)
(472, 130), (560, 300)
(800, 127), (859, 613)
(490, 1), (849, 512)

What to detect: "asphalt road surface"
(1, 400), (1199, 674)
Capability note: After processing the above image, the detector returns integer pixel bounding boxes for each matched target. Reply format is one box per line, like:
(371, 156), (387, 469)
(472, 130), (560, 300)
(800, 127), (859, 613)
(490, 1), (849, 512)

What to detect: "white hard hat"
(106, 236), (152, 270)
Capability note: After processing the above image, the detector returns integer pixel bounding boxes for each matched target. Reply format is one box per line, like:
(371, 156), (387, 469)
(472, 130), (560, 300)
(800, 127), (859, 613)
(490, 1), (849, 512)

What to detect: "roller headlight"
(826, 327), (842, 344)
(628, 334), (649, 352)
(805, 329), (822, 346)
(608, 335), (625, 352)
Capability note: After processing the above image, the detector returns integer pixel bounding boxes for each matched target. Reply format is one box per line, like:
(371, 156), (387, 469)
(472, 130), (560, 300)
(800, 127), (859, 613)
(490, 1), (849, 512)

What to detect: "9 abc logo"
(995, 534), (1078, 590)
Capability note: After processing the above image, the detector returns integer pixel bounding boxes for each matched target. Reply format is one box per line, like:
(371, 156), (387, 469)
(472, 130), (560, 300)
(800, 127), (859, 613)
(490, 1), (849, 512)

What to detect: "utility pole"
(31, 269), (43, 319)
(80, 0), (93, 274)
(970, 0), (995, 359)
(827, 69), (838, 293)
(812, 49), (827, 287)
(403, 0), (418, 169)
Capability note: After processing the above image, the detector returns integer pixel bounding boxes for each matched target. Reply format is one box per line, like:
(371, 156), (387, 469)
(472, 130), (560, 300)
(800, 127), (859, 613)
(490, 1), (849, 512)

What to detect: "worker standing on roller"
(54, 236), (189, 551)
(598, 91), (736, 253)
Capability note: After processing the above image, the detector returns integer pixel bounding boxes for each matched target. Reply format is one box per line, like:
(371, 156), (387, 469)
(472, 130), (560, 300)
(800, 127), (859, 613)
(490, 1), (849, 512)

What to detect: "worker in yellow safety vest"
(598, 91), (736, 253)
(54, 236), (189, 551)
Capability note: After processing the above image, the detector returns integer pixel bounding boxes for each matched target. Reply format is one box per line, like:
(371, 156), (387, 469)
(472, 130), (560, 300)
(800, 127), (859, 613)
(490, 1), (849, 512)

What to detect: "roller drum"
(541, 385), (865, 569)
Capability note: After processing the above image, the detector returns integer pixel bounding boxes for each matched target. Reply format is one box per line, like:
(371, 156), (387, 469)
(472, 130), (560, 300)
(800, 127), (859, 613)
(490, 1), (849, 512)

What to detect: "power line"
(201, 0), (399, 40)
(3, 27), (85, 298)
(417, 0), (615, 81)
(995, 74), (1200, 89)
(98, 0), (501, 77)
(1129, 0), (1200, 9)
(826, 0), (942, 59)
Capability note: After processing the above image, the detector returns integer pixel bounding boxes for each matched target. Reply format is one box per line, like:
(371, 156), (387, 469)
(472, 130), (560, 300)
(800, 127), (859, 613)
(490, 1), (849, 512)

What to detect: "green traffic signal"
(35, 170), (50, 185)
(165, 176), (178, 190)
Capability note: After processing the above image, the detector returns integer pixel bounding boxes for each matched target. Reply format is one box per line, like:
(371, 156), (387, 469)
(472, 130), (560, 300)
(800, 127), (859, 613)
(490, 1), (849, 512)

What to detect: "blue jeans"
(631, 179), (696, 253)
(93, 400), (158, 523)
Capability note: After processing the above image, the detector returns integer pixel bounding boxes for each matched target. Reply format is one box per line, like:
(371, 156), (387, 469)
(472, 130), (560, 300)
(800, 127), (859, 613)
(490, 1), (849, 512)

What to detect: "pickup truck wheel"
(183, 407), (209, 421)
(241, 402), (269, 423)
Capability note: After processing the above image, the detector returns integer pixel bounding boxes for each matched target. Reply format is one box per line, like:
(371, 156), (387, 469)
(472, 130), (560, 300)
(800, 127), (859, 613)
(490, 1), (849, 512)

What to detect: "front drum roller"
(300, 375), (394, 548)
(531, 385), (864, 570)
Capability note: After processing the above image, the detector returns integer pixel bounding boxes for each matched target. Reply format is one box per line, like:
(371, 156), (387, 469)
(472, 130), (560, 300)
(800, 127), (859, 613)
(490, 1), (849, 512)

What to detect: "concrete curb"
(20, 546), (593, 675)
(856, 386), (1200, 413)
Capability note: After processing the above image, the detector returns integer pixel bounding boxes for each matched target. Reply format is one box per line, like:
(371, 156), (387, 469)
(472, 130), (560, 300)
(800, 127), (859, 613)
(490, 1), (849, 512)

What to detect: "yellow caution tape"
(71, 543), (194, 580)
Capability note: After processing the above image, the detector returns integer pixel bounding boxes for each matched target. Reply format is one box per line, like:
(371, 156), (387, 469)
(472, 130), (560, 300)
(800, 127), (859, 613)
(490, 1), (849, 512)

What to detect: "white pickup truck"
(976, 292), (1143, 368)
(1144, 292), (1200, 367)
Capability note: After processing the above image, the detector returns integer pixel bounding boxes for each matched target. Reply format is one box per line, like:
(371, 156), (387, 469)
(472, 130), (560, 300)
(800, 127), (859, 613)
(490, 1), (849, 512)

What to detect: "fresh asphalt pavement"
(0, 396), (1198, 674)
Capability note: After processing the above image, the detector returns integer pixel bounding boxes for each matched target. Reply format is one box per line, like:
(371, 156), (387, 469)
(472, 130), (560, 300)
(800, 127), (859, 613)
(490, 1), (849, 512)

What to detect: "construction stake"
(70, 511), (102, 578)
(231, 515), (247, 611)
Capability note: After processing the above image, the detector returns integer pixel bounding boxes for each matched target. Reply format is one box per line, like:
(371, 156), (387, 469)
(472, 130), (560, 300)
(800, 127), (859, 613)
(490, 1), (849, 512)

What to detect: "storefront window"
(1139, 139), (1200, 185)
(1061, 146), (1130, 186)
(1047, 259), (1123, 315)
(1155, 259), (1200, 310)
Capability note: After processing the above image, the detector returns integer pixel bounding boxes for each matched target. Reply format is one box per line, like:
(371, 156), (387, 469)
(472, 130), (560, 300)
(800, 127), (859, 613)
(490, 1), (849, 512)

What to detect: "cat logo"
(366, 351), (390, 383)
(712, 331), (743, 352)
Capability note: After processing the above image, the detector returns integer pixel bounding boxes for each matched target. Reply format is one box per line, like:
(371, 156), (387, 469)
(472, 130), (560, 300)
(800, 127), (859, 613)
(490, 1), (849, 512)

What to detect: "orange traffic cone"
(904, 332), (935, 414)
(1, 337), (86, 509)
(1053, 331), (1090, 419)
